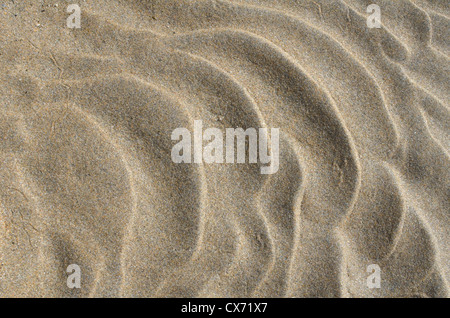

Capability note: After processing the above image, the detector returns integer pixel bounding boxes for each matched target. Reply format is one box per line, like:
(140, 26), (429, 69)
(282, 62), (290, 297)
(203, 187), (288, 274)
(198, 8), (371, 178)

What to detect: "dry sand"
(0, 0), (448, 297)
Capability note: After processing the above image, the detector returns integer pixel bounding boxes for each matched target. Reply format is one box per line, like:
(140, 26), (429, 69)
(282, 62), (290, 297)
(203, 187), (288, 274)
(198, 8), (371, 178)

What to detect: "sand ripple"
(0, 0), (448, 297)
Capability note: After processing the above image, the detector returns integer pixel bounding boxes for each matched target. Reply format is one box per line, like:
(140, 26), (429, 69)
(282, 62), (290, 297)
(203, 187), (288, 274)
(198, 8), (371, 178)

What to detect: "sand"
(0, 0), (448, 298)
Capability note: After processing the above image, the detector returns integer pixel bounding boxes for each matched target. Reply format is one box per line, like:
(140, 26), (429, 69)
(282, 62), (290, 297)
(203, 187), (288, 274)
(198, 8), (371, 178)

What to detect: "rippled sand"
(0, 0), (448, 297)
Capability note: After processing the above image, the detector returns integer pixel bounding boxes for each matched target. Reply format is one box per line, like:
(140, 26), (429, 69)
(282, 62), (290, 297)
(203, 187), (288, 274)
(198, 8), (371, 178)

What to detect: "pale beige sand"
(0, 0), (448, 298)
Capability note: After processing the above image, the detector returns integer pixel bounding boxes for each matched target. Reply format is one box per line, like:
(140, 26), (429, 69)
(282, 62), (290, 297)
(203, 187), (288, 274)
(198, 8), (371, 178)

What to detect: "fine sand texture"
(0, 0), (448, 297)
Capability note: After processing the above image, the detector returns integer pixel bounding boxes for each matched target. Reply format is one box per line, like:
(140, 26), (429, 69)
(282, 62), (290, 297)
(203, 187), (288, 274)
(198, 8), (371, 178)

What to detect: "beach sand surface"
(0, 0), (448, 297)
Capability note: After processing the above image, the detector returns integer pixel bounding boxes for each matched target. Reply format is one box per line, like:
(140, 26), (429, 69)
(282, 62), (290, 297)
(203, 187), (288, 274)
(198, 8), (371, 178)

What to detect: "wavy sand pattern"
(0, 0), (448, 297)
